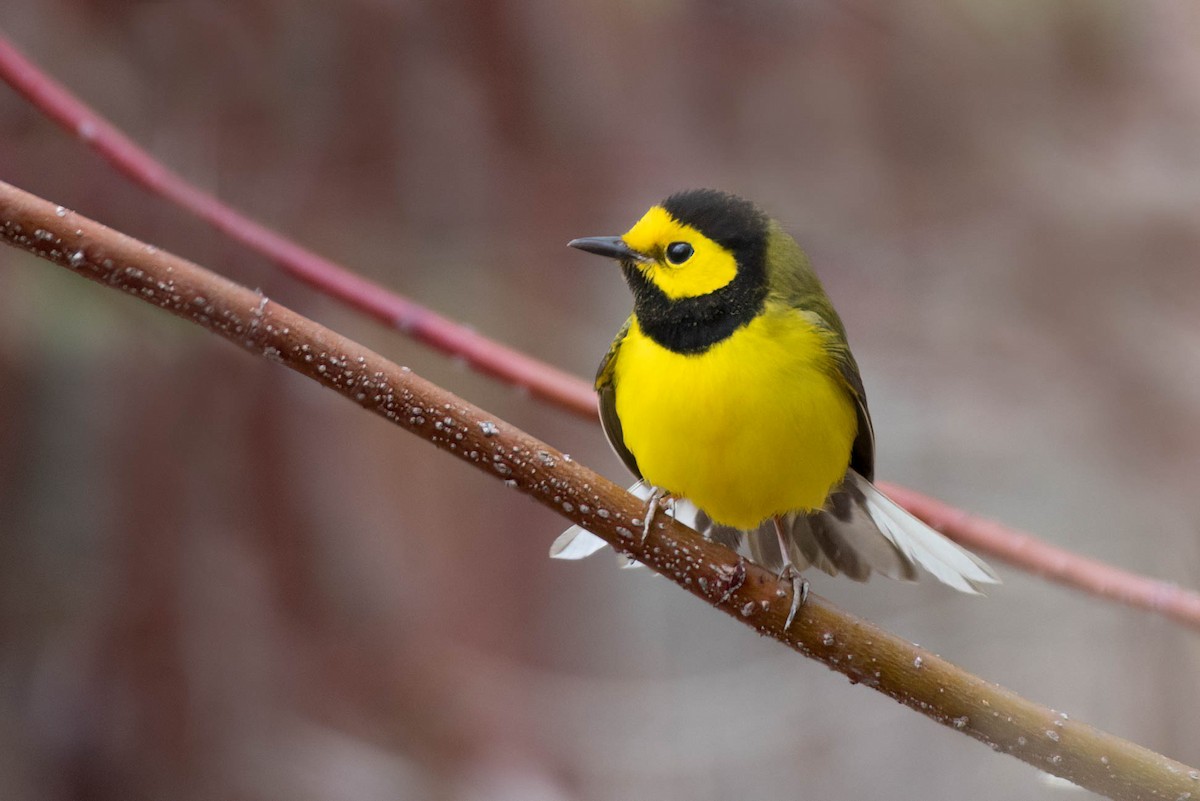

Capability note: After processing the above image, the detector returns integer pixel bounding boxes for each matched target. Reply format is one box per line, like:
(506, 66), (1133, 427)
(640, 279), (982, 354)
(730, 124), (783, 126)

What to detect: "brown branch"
(3, 179), (1198, 801)
(2, 28), (1198, 634)
(0, 34), (597, 419)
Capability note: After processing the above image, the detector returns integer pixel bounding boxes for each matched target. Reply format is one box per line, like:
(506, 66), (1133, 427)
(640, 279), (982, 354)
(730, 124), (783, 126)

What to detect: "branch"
(3, 179), (1197, 801)
(0, 34), (597, 419)
(2, 28), (1198, 634)
(881, 483), (1200, 632)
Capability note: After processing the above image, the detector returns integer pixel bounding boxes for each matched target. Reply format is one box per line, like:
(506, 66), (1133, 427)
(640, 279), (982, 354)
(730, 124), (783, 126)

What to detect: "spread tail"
(550, 472), (999, 593)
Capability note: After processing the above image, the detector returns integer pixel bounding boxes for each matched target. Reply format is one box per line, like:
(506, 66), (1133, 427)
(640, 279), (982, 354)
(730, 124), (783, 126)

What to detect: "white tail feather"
(854, 474), (999, 592)
(549, 527), (609, 559)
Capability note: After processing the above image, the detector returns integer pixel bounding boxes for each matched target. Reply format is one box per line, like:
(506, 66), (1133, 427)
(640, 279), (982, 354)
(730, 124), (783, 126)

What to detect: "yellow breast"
(612, 308), (857, 530)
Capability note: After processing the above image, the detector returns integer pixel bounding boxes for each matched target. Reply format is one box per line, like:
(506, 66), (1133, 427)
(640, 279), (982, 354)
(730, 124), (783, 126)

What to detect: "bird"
(551, 189), (998, 626)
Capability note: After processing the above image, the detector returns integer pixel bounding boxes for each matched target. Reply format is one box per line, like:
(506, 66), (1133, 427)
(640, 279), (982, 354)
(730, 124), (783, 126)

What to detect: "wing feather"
(595, 318), (642, 479)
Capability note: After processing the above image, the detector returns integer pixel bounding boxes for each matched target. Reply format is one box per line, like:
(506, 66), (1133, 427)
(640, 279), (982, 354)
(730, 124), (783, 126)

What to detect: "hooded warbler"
(552, 189), (998, 624)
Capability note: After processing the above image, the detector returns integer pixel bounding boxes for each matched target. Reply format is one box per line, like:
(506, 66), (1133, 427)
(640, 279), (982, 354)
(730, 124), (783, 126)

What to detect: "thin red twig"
(0, 34), (598, 419)
(2, 30), (1198, 633)
(881, 483), (1200, 631)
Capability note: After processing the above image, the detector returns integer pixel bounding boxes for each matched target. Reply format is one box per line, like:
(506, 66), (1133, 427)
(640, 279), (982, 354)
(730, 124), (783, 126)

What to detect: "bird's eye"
(665, 241), (694, 265)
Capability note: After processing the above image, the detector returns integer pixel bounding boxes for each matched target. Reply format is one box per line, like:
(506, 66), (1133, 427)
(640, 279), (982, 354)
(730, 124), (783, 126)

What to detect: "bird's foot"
(772, 515), (808, 629)
(640, 487), (674, 541)
(777, 564), (809, 630)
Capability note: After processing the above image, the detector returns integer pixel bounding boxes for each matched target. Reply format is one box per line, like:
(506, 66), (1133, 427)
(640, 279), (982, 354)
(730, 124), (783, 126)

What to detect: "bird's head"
(569, 189), (772, 353)
(569, 188), (770, 300)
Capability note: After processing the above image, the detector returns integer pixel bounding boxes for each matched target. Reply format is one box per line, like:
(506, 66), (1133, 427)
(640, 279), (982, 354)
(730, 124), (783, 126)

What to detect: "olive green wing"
(833, 344), (876, 482)
(795, 308), (875, 482)
(595, 317), (642, 480)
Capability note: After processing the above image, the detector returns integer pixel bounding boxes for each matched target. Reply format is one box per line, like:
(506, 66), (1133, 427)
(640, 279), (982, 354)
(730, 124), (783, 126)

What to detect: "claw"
(780, 566), (809, 630)
(773, 516), (809, 630)
(640, 487), (672, 541)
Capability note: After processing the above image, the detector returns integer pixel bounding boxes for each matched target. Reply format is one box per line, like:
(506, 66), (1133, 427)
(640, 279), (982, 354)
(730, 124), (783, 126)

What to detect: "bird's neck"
(623, 264), (767, 355)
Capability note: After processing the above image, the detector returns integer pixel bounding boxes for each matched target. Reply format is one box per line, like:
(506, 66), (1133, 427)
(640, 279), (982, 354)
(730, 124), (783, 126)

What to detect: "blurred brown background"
(2, 2), (1200, 799)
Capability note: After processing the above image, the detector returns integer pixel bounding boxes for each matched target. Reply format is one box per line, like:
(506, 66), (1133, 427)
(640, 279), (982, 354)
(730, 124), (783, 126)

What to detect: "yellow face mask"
(619, 205), (739, 300)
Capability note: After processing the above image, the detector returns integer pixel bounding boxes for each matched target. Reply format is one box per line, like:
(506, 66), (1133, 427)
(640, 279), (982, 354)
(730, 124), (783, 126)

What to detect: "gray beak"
(568, 236), (650, 263)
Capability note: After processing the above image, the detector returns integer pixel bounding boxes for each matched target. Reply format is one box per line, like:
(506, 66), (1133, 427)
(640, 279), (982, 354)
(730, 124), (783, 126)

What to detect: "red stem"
(881, 482), (1200, 631)
(0, 34), (598, 419)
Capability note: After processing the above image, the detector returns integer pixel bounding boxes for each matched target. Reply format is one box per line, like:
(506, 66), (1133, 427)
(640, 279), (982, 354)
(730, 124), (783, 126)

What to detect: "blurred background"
(2, 1), (1200, 799)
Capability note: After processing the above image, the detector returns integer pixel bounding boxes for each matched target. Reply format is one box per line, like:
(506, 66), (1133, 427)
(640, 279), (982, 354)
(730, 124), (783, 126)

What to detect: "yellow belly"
(612, 310), (857, 530)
